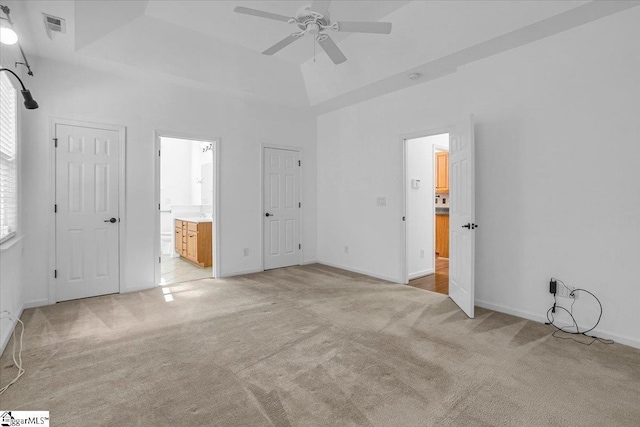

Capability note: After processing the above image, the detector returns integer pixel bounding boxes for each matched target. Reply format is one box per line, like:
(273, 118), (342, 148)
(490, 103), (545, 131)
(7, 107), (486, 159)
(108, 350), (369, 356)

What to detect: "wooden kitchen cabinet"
(175, 220), (212, 268)
(435, 214), (449, 258)
(435, 151), (449, 194)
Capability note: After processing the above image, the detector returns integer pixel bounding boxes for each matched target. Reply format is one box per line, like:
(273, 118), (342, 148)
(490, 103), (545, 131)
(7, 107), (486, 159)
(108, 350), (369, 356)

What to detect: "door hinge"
(402, 216), (406, 221)
(299, 202), (301, 208)
(54, 204), (57, 213)
(159, 256), (161, 263)
(158, 150), (161, 156)
(54, 270), (57, 279)
(298, 160), (301, 167)
(158, 204), (161, 210)
(299, 243), (301, 250)
(53, 138), (58, 148)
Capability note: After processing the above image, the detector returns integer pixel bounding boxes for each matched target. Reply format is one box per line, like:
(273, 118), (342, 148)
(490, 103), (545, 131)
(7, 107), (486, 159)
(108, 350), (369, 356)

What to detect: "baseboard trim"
(301, 259), (318, 265)
(23, 299), (49, 309)
(408, 269), (435, 280)
(475, 299), (640, 350)
(317, 261), (400, 283)
(0, 305), (24, 357)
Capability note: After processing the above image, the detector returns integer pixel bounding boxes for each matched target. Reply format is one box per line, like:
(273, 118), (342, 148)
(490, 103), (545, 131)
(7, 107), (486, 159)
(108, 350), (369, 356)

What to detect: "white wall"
(160, 138), (198, 209)
(20, 56), (317, 306)
(0, 238), (23, 353)
(317, 9), (640, 347)
(189, 140), (201, 206)
(406, 133), (450, 279)
(406, 137), (433, 279)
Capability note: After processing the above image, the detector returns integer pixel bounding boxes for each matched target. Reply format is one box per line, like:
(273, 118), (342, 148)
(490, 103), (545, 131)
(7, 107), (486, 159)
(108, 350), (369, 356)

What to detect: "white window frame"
(0, 71), (20, 245)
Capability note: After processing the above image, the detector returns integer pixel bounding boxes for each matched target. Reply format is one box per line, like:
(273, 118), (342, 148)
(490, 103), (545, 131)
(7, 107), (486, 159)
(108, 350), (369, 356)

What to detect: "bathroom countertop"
(175, 217), (213, 223)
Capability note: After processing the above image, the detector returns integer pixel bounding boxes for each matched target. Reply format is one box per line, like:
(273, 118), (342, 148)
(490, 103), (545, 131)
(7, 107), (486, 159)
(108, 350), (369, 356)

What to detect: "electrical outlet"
(557, 283), (569, 298)
(557, 283), (578, 299)
(243, 248), (249, 257)
(344, 245), (349, 254)
(376, 197), (387, 207)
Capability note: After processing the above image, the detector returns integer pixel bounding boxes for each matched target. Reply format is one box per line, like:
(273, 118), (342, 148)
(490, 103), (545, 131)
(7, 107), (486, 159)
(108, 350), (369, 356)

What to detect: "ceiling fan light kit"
(234, 1), (392, 65)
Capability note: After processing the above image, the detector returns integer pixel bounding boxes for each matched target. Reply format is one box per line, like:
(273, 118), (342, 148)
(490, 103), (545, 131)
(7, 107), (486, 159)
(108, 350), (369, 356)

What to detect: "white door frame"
(261, 144), (304, 271)
(153, 130), (221, 283)
(400, 126), (452, 286)
(48, 118), (127, 304)
(432, 143), (449, 269)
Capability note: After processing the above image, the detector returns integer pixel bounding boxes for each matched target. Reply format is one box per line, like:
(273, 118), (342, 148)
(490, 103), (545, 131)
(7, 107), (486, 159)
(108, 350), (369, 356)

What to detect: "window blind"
(0, 72), (18, 242)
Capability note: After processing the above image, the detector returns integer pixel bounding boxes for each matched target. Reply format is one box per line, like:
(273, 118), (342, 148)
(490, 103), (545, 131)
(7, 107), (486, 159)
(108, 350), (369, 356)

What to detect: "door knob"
(104, 218), (117, 223)
(265, 213), (273, 217)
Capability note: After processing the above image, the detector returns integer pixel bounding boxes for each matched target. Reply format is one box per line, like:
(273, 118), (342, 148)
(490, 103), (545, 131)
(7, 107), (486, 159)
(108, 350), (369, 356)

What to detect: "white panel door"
(55, 124), (120, 302)
(448, 116), (476, 318)
(263, 148), (300, 270)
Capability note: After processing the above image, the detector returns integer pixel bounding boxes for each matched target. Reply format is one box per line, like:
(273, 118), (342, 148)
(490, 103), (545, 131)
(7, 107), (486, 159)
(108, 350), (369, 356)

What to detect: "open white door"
(263, 147), (301, 270)
(448, 116), (476, 318)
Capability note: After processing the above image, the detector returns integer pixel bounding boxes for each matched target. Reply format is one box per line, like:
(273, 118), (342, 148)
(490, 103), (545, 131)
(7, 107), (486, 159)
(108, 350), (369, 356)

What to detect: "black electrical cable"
(545, 281), (613, 346)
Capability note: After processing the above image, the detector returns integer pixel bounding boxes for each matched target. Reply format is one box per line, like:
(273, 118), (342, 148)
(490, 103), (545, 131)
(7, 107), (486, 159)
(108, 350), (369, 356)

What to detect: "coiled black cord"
(545, 281), (613, 346)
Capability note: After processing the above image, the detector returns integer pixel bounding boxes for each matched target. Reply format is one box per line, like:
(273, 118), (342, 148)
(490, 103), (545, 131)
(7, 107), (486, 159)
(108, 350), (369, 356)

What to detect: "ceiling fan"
(234, 0), (392, 65)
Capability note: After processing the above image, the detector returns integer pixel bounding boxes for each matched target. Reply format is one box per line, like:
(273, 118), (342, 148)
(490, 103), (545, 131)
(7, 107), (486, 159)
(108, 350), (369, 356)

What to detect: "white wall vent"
(42, 13), (66, 39)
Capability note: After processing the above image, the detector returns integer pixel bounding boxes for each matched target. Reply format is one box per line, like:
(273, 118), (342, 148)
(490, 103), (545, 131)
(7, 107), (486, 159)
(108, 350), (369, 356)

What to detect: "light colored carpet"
(1, 264), (639, 426)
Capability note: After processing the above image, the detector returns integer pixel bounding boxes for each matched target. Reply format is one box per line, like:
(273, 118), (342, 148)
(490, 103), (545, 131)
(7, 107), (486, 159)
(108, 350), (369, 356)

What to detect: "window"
(0, 71), (18, 243)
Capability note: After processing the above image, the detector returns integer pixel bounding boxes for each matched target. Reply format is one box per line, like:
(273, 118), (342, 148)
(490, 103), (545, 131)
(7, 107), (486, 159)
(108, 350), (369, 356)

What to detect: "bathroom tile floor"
(161, 254), (212, 285)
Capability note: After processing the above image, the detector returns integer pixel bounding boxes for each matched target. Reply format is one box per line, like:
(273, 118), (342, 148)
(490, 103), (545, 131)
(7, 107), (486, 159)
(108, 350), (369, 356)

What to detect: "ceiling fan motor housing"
(296, 5), (330, 33)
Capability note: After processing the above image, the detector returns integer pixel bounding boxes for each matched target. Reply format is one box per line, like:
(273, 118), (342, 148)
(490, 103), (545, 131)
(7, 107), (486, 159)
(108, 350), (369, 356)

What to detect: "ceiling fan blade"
(317, 35), (346, 65)
(311, 0), (332, 16)
(334, 21), (392, 34)
(262, 34), (303, 55)
(234, 6), (292, 23)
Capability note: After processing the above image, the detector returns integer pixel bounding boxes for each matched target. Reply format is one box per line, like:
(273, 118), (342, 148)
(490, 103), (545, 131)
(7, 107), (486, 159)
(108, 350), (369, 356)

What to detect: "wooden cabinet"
(175, 224), (184, 255)
(435, 151), (449, 194)
(175, 220), (212, 268)
(435, 214), (449, 258)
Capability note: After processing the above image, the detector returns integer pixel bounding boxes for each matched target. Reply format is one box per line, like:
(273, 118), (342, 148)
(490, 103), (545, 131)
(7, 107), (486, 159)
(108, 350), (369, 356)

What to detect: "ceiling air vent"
(42, 13), (66, 39)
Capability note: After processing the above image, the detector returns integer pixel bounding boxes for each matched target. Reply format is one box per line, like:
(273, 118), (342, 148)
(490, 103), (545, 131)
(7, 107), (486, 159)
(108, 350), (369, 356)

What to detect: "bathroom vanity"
(174, 218), (213, 268)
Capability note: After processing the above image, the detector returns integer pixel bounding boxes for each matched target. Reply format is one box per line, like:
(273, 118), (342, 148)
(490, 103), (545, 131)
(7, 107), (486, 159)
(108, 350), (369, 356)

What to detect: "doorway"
(405, 133), (450, 295)
(52, 119), (126, 302)
(154, 133), (220, 286)
(401, 117), (476, 318)
(263, 146), (302, 270)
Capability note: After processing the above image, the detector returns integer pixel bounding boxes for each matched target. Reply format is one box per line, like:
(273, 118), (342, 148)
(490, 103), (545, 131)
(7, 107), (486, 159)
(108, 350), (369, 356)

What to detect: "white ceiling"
(145, 0), (410, 65)
(5, 0), (639, 111)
